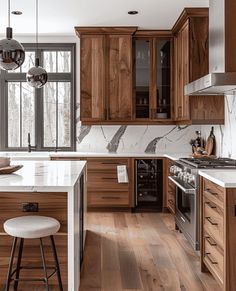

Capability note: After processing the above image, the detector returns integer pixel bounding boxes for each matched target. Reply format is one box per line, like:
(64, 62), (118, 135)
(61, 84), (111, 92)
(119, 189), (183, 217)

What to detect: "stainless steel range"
(168, 157), (236, 250)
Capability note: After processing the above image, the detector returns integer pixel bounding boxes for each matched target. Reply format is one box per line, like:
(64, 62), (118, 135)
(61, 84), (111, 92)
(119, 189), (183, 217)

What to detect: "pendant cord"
(8, 0), (10, 27)
(36, 0), (38, 54)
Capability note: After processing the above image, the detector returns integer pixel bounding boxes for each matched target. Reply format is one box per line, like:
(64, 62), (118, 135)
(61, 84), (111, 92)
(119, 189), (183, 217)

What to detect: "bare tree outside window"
(0, 44), (75, 151)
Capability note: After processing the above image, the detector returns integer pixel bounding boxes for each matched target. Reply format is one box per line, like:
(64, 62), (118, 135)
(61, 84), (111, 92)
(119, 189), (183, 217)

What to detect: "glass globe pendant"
(26, 0), (47, 88)
(26, 57), (48, 88)
(0, 0), (25, 71)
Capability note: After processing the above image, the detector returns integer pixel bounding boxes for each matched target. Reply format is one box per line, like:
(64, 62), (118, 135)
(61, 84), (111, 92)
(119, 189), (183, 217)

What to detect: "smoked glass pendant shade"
(0, 27), (25, 71)
(26, 57), (48, 88)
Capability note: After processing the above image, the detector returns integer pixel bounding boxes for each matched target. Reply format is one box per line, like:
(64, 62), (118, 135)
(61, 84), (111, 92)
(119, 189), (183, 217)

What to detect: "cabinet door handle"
(205, 253), (218, 265)
(205, 236), (217, 246)
(168, 199), (174, 205)
(206, 217), (218, 226)
(205, 201), (217, 209)
(101, 162), (120, 165)
(102, 196), (120, 200)
(205, 188), (218, 196)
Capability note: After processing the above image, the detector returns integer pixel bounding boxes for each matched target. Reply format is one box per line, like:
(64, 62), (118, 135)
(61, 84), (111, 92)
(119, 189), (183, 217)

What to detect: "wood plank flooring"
(80, 212), (220, 291)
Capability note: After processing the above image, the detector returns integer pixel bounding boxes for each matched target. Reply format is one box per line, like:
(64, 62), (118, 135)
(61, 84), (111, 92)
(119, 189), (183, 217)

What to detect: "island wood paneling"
(0, 192), (68, 289)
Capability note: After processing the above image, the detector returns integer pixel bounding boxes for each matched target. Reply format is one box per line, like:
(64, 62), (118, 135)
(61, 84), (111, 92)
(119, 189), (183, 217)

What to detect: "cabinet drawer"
(87, 172), (129, 191)
(204, 234), (224, 284)
(88, 191), (130, 207)
(203, 198), (224, 248)
(87, 158), (129, 172)
(203, 178), (224, 208)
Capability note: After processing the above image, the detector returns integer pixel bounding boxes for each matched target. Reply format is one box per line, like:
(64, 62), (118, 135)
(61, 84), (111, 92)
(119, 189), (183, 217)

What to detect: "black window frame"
(0, 43), (76, 151)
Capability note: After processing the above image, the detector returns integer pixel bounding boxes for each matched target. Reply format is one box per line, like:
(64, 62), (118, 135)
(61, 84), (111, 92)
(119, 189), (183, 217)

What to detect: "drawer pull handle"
(102, 177), (117, 180)
(205, 253), (218, 265)
(205, 236), (217, 246)
(205, 201), (217, 209)
(101, 162), (124, 165)
(102, 196), (120, 200)
(168, 199), (174, 205)
(205, 188), (218, 196)
(206, 217), (218, 226)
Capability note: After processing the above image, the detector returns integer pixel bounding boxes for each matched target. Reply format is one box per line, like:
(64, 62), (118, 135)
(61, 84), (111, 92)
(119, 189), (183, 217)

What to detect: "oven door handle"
(168, 176), (196, 195)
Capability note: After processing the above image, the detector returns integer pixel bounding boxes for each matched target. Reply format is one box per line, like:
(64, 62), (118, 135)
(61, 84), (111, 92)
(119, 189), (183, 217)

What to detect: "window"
(0, 43), (76, 151)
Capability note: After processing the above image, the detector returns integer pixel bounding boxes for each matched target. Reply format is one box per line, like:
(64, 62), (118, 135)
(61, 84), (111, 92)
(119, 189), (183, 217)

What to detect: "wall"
(201, 93), (236, 158)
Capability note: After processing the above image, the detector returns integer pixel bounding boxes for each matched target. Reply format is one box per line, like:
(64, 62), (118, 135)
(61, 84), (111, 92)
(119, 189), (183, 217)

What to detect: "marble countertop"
(199, 169), (236, 188)
(0, 151), (191, 161)
(50, 151), (191, 160)
(0, 160), (86, 192)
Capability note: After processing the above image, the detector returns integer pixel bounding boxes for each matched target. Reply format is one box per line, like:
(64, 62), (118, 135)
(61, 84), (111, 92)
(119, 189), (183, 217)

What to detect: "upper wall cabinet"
(75, 27), (137, 124)
(79, 35), (106, 121)
(134, 32), (173, 122)
(173, 8), (224, 124)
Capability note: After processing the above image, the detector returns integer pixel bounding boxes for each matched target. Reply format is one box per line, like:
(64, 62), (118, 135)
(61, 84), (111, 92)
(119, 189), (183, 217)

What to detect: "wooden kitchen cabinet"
(51, 156), (134, 209)
(107, 35), (133, 120)
(173, 8), (224, 124)
(166, 158), (176, 214)
(86, 158), (133, 209)
(201, 177), (236, 290)
(75, 27), (137, 123)
(79, 35), (106, 121)
(134, 32), (173, 121)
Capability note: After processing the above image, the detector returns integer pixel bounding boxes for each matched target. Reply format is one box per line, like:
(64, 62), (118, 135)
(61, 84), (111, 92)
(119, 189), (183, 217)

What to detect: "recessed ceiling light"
(128, 11), (138, 15)
(11, 11), (22, 15)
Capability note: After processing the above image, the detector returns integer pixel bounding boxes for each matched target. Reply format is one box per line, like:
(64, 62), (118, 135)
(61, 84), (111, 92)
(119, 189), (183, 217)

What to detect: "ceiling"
(0, 0), (209, 36)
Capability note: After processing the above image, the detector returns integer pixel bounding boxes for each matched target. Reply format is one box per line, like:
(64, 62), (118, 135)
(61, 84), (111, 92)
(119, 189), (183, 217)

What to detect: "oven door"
(168, 176), (199, 250)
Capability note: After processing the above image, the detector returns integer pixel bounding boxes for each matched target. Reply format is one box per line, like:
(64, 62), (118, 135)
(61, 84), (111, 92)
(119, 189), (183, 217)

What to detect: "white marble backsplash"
(201, 93), (236, 159)
(76, 94), (236, 156)
(76, 124), (199, 154)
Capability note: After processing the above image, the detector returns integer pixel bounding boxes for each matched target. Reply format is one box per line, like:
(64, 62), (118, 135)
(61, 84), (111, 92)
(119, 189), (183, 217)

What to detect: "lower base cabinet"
(201, 178), (236, 291)
(166, 159), (176, 214)
(86, 158), (133, 209)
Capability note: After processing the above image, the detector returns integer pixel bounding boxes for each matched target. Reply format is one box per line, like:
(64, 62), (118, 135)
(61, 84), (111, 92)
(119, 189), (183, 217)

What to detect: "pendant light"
(0, 0), (25, 71)
(26, 0), (47, 88)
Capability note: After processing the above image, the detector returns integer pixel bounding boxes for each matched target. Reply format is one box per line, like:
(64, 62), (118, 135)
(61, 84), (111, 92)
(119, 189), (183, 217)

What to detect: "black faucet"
(28, 133), (36, 152)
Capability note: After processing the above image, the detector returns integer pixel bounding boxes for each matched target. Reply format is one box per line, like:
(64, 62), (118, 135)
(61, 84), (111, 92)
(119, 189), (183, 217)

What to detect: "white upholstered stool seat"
(4, 216), (60, 239)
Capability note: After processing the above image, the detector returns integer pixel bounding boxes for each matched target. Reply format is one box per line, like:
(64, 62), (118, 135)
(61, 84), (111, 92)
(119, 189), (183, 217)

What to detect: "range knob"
(187, 174), (195, 185)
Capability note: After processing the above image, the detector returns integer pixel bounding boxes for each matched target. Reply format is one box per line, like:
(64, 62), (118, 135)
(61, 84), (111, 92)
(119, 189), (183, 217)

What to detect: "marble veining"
(106, 125), (127, 153)
(76, 124), (197, 154)
(76, 126), (92, 144)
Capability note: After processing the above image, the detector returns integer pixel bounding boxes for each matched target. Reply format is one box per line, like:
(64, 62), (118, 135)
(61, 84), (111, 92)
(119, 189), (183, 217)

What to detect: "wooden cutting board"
(205, 127), (215, 156)
(0, 165), (23, 174)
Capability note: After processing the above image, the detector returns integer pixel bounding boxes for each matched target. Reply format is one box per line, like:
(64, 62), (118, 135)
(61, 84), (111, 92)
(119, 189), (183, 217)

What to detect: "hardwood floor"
(80, 212), (220, 291)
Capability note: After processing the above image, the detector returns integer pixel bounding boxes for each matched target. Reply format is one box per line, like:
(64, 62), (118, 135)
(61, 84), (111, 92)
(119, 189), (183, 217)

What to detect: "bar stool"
(3, 215), (64, 291)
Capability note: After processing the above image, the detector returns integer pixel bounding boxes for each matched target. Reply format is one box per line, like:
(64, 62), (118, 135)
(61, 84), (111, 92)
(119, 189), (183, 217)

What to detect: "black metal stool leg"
(14, 238), (24, 290)
(39, 238), (50, 291)
(50, 236), (63, 291)
(5, 237), (18, 291)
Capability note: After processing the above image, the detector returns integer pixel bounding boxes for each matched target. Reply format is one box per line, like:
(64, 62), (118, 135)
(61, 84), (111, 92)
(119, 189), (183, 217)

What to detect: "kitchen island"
(0, 160), (87, 291)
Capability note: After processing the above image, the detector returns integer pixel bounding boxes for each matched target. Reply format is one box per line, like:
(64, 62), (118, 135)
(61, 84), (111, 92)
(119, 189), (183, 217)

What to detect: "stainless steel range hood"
(185, 0), (236, 96)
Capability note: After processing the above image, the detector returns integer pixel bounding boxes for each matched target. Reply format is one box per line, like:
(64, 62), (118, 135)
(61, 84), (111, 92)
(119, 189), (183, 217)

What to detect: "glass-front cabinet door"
(134, 36), (172, 121)
(135, 39), (150, 119)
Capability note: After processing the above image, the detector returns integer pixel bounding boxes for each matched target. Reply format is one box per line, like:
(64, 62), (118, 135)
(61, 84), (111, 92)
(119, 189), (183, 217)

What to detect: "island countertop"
(0, 160), (87, 192)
